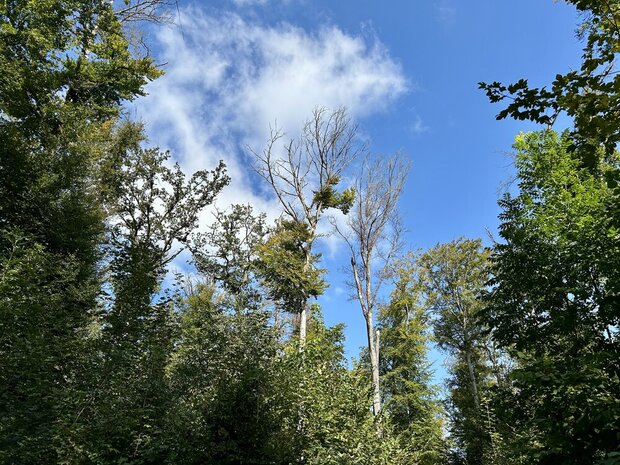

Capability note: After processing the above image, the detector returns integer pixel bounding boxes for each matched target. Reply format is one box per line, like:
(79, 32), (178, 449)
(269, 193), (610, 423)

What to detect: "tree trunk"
(298, 303), (308, 352)
(298, 246), (313, 351)
(366, 312), (381, 416)
(465, 348), (480, 410)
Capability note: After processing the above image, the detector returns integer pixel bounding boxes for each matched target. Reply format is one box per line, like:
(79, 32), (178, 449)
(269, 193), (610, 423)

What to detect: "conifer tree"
(379, 255), (446, 465)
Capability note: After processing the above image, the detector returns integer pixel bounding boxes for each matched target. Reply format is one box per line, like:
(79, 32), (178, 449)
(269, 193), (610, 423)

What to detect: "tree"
(0, 2), (161, 461)
(74, 123), (229, 462)
(102, 122), (229, 336)
(335, 153), (409, 415)
(0, 232), (101, 463)
(485, 130), (620, 465)
(192, 204), (269, 312)
(164, 282), (280, 465)
(257, 219), (327, 333)
(480, 3), (620, 462)
(378, 255), (446, 465)
(270, 308), (401, 465)
(416, 239), (501, 465)
(254, 106), (359, 347)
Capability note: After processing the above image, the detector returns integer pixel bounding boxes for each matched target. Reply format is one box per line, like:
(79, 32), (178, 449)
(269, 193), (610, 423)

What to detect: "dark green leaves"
(480, 1), (620, 161)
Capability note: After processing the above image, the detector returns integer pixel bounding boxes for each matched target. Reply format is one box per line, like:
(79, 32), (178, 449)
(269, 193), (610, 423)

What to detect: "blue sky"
(134, 0), (583, 373)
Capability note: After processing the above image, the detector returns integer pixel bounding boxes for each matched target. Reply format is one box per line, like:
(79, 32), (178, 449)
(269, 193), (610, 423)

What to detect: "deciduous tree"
(254, 107), (359, 347)
(486, 130), (620, 465)
(335, 153), (409, 415)
(416, 239), (501, 465)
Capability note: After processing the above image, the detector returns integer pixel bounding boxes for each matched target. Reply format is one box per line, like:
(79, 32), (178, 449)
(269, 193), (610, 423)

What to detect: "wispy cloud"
(411, 114), (430, 134)
(136, 7), (407, 253)
(436, 2), (456, 27)
(231, 0), (270, 5)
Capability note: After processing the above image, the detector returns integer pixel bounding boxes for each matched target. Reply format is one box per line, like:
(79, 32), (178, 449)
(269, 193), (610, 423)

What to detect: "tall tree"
(481, 3), (620, 463)
(102, 123), (228, 336)
(254, 106), (358, 347)
(335, 153), (409, 415)
(0, 2), (161, 461)
(416, 239), (499, 465)
(378, 255), (446, 465)
(192, 204), (269, 312)
(486, 130), (620, 465)
(76, 122), (229, 462)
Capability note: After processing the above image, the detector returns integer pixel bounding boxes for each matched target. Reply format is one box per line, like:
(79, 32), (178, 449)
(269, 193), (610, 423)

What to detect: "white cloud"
(135, 8), (407, 250)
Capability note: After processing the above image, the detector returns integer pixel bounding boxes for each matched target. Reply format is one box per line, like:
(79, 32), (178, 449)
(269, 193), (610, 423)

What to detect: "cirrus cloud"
(136, 7), (408, 231)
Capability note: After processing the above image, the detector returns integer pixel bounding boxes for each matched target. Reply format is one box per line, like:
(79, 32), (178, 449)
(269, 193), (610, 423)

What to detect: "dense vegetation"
(0, 1), (618, 464)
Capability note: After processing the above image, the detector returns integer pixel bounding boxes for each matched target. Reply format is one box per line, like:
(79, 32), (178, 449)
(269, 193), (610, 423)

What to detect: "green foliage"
(75, 122), (228, 463)
(378, 257), (446, 465)
(313, 176), (356, 215)
(102, 123), (229, 260)
(192, 204), (268, 309)
(414, 239), (506, 465)
(0, 2), (161, 461)
(481, 3), (620, 463)
(271, 310), (400, 465)
(254, 107), (361, 340)
(0, 0), (161, 124)
(0, 231), (97, 463)
(417, 239), (491, 356)
(257, 219), (327, 315)
(2, 3), (399, 464)
(479, 1), (620, 164)
(164, 283), (280, 465)
(486, 130), (620, 465)
(14, 2), (620, 465)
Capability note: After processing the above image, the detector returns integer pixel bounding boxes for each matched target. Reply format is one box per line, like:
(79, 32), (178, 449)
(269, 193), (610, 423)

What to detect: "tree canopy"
(1, 1), (619, 464)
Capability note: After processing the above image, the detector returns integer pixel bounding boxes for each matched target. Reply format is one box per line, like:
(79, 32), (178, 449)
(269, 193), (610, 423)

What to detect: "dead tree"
(113, 0), (177, 23)
(254, 107), (362, 348)
(334, 153), (410, 415)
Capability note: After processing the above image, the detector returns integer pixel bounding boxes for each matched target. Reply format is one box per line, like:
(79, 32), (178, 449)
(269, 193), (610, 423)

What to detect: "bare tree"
(334, 153), (410, 415)
(254, 107), (362, 348)
(113, 0), (177, 24)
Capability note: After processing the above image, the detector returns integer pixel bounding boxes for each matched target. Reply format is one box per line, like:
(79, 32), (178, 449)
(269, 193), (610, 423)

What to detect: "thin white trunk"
(352, 256), (381, 416)
(298, 304), (307, 352)
(366, 312), (381, 416)
(298, 243), (314, 350)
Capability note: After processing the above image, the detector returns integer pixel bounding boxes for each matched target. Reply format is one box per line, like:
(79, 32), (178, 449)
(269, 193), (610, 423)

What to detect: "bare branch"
(337, 151), (410, 416)
(114, 0), (176, 24)
(252, 106), (363, 345)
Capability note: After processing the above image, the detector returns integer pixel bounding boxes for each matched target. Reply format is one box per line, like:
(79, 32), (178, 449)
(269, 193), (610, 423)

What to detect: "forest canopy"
(0, 1), (618, 464)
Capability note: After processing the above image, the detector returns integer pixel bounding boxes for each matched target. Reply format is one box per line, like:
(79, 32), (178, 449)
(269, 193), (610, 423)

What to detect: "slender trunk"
(374, 328), (381, 415)
(366, 312), (381, 416)
(465, 347), (480, 410)
(298, 303), (308, 352)
(352, 256), (381, 415)
(298, 245), (312, 351)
